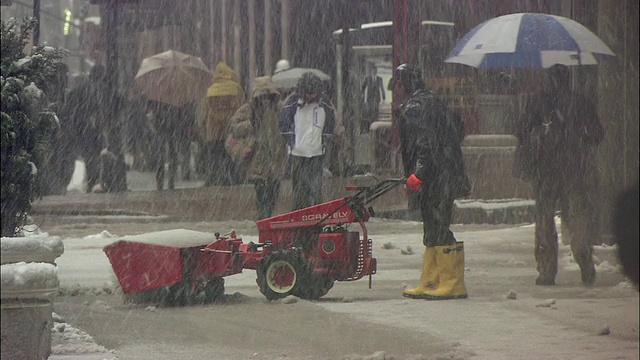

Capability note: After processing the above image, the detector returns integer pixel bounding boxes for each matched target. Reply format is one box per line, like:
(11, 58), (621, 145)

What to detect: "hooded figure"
(395, 63), (470, 301)
(514, 64), (604, 287)
(228, 76), (287, 219)
(199, 62), (245, 186)
(64, 65), (109, 193)
(279, 72), (335, 211)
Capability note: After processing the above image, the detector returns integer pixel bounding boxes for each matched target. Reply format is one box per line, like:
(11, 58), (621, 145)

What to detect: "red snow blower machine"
(104, 178), (404, 304)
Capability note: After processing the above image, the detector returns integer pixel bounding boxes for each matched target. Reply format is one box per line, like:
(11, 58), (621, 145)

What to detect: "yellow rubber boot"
(403, 247), (438, 299)
(423, 242), (468, 300)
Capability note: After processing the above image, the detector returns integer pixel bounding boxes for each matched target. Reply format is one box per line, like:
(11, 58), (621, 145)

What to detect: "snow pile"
(51, 314), (115, 357)
(560, 245), (620, 274)
(119, 229), (216, 247)
(0, 262), (59, 293)
(58, 282), (117, 297)
(1, 235), (64, 255)
(456, 198), (535, 210)
(83, 230), (117, 240)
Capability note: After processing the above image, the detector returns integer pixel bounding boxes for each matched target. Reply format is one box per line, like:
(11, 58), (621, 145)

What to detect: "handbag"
(225, 132), (256, 162)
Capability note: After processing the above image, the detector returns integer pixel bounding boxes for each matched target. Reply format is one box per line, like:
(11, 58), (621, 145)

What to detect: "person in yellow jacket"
(199, 62), (245, 186)
(227, 76), (287, 219)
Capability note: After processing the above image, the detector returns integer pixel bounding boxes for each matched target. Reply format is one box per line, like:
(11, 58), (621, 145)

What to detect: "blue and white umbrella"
(445, 13), (615, 68)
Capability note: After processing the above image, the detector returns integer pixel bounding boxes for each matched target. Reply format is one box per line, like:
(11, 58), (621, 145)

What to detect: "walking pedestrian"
(279, 72), (335, 211)
(64, 65), (108, 193)
(513, 64), (604, 286)
(146, 101), (188, 191)
(199, 62), (245, 186)
(39, 63), (75, 195)
(227, 76), (287, 219)
(360, 62), (385, 133)
(395, 64), (470, 300)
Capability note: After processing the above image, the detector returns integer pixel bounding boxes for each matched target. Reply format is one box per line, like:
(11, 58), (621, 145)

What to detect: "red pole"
(402, 0), (408, 62)
(391, 0), (408, 158)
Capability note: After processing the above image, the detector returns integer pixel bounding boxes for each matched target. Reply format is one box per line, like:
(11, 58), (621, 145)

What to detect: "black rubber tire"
(257, 250), (305, 301)
(162, 282), (190, 307)
(122, 282), (188, 307)
(202, 278), (225, 304)
(294, 272), (334, 300)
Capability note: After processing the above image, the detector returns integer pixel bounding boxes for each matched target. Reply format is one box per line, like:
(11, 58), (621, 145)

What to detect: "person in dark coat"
(514, 64), (604, 286)
(39, 63), (75, 195)
(395, 64), (470, 301)
(146, 101), (192, 190)
(360, 63), (385, 133)
(64, 65), (109, 193)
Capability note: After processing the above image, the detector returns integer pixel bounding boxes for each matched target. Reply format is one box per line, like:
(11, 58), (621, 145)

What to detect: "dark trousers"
(178, 139), (191, 181)
(202, 141), (233, 186)
(81, 131), (103, 193)
(154, 135), (178, 190)
(291, 155), (324, 210)
(84, 150), (101, 193)
(419, 189), (457, 247)
(254, 179), (281, 219)
(534, 179), (596, 284)
(361, 103), (379, 133)
(105, 126), (128, 192)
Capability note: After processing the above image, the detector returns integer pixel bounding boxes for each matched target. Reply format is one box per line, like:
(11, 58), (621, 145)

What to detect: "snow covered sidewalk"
(41, 218), (638, 359)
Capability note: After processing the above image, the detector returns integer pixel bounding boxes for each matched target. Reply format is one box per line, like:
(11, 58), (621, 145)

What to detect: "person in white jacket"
(279, 72), (335, 210)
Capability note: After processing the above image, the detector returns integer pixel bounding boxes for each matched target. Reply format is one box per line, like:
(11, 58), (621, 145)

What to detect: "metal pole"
(233, 0), (241, 77)
(392, 0), (408, 173)
(32, 0), (40, 46)
(79, 1), (89, 74)
(104, 0), (127, 192)
(336, 42), (343, 121)
(221, 0), (227, 63)
(209, 0), (215, 65)
(280, 0), (290, 60)
(264, 0), (273, 75)
(341, 24), (354, 167)
(248, 0), (256, 84)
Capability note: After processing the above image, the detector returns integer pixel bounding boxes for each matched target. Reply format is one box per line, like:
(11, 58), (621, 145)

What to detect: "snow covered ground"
(12, 218), (629, 359)
(1, 162), (635, 359)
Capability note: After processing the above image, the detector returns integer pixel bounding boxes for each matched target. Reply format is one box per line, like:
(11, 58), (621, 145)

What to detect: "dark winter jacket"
(514, 90), (603, 185)
(361, 75), (385, 106)
(398, 89), (470, 199)
(63, 77), (108, 153)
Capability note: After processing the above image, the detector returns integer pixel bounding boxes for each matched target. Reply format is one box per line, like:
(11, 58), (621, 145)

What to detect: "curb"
(374, 199), (535, 225)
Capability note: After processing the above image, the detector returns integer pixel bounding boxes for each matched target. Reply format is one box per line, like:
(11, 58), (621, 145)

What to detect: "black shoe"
(535, 275), (555, 286)
(581, 265), (596, 287)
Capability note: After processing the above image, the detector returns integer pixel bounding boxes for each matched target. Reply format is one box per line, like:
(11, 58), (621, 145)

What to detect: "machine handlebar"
(349, 178), (406, 206)
(315, 178), (406, 226)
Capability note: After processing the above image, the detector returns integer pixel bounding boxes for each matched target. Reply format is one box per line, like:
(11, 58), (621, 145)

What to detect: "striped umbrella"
(445, 13), (615, 68)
